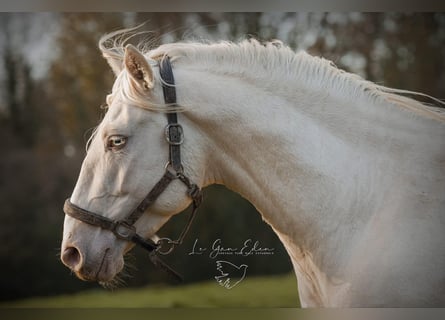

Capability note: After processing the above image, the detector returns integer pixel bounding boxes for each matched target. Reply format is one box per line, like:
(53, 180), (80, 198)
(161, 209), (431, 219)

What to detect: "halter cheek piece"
(63, 57), (203, 281)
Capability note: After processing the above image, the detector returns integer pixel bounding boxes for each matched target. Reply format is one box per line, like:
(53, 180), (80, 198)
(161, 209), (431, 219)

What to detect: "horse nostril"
(61, 246), (82, 270)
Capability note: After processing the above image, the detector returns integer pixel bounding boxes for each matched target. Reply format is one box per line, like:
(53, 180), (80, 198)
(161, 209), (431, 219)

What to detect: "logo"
(214, 260), (248, 289)
(188, 238), (275, 289)
(188, 238), (275, 259)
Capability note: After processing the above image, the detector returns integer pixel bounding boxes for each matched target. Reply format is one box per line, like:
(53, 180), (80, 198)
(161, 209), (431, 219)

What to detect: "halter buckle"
(165, 123), (184, 145)
(113, 221), (136, 241)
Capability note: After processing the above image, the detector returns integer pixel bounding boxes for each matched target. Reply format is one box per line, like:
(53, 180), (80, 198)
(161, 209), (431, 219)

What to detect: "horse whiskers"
(99, 253), (137, 290)
(123, 252), (138, 273)
(54, 248), (61, 258)
(99, 276), (125, 290)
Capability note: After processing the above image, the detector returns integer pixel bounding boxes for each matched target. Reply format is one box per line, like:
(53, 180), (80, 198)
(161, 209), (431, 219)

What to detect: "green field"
(2, 273), (299, 308)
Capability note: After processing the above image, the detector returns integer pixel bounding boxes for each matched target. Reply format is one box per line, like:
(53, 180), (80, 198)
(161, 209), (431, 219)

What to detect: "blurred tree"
(378, 13), (445, 99)
(296, 13), (445, 99)
(1, 14), (36, 146)
(47, 13), (124, 151)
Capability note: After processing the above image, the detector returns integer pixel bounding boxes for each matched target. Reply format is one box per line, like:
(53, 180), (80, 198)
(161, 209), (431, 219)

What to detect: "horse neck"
(175, 64), (445, 268)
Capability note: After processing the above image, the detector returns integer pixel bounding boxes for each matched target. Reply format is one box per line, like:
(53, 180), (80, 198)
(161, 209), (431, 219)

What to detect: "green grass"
(2, 273), (299, 308)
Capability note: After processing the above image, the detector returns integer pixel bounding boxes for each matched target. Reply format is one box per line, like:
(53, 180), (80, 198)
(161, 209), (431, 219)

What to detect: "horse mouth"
(73, 248), (115, 283)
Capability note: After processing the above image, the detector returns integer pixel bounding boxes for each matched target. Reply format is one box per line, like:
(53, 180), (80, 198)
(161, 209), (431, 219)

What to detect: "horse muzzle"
(61, 242), (124, 283)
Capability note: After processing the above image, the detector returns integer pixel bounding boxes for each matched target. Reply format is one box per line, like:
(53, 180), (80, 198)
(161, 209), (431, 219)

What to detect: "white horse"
(61, 29), (445, 307)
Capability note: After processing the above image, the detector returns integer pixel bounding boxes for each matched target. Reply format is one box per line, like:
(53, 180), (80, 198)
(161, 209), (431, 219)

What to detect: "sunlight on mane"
(99, 27), (445, 121)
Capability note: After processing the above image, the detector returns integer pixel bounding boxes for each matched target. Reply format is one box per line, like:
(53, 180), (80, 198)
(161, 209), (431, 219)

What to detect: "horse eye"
(107, 135), (127, 150)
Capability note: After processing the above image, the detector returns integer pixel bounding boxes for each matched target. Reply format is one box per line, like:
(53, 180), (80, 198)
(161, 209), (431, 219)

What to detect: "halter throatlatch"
(63, 57), (203, 281)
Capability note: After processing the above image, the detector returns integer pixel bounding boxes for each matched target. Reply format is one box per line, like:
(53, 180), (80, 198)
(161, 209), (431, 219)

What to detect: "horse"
(60, 28), (445, 307)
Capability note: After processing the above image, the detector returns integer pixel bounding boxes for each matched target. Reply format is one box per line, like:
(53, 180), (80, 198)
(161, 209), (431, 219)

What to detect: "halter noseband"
(63, 57), (202, 281)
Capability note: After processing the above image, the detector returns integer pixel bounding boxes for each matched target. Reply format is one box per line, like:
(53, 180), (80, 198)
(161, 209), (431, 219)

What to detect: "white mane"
(99, 29), (445, 121)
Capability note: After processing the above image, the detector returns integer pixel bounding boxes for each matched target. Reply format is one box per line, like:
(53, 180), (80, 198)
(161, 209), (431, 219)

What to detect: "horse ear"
(124, 44), (154, 90)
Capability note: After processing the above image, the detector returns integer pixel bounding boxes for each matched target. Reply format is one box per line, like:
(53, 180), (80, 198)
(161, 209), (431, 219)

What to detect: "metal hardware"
(113, 221), (136, 240)
(165, 123), (184, 145)
(156, 237), (178, 255)
(164, 161), (184, 176)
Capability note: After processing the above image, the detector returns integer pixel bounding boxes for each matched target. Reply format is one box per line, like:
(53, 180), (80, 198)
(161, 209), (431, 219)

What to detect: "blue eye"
(107, 135), (127, 150)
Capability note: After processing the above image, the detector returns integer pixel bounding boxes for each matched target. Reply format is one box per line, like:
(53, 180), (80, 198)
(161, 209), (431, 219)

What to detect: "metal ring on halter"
(113, 221), (137, 241)
(156, 237), (178, 255)
(164, 161), (184, 175)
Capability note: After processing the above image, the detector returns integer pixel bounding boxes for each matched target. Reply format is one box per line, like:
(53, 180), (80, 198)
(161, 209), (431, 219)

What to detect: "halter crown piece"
(63, 57), (203, 281)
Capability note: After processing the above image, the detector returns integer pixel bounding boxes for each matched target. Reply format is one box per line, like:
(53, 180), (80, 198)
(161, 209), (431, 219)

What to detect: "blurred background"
(0, 12), (444, 304)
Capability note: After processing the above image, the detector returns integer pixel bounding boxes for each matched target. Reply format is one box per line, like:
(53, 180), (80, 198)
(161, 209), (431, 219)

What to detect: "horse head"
(61, 44), (206, 284)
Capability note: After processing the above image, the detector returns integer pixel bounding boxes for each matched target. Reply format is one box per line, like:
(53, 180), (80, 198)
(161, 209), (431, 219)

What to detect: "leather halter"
(63, 57), (202, 281)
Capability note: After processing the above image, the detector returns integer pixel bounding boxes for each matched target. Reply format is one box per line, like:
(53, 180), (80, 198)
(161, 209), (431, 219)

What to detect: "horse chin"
(73, 252), (125, 286)
(74, 271), (112, 283)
